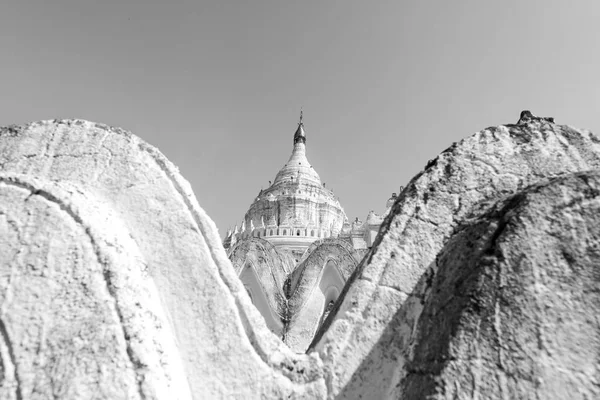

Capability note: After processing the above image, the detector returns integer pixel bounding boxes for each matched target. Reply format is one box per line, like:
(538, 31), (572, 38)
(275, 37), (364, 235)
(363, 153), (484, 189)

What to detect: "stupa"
(223, 112), (395, 352)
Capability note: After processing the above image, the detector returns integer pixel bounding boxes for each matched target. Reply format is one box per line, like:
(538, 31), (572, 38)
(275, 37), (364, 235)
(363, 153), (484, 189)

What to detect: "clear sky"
(1, 1), (599, 235)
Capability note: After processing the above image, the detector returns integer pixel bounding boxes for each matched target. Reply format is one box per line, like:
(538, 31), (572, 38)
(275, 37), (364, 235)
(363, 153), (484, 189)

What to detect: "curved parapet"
(0, 120), (326, 399)
(228, 238), (295, 336)
(291, 238), (362, 293)
(229, 237), (294, 277)
(0, 174), (190, 399)
(400, 171), (600, 399)
(3, 114), (600, 399)
(284, 238), (363, 352)
(312, 113), (600, 398)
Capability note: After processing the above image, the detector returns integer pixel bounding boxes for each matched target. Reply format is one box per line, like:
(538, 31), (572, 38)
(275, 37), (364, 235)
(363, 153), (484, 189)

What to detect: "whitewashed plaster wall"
(1, 114), (600, 399)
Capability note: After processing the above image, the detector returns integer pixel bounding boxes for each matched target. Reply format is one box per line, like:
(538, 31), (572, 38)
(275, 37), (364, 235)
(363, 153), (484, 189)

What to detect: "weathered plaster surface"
(0, 120), (326, 399)
(312, 116), (600, 398)
(0, 114), (599, 399)
(401, 171), (600, 399)
(0, 175), (190, 399)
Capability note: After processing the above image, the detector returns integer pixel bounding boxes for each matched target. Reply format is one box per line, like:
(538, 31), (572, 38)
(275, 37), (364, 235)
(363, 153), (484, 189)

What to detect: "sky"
(1, 1), (600, 235)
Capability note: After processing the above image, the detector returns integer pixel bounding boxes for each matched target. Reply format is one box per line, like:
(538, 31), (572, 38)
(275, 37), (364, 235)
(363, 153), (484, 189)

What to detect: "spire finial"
(293, 108), (306, 144)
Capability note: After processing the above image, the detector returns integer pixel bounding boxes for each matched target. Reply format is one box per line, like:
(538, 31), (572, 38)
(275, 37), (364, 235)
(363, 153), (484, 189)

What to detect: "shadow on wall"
(333, 172), (600, 399)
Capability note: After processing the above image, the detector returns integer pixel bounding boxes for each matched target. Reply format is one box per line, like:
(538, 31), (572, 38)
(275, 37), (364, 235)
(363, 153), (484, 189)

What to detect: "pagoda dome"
(241, 112), (348, 253)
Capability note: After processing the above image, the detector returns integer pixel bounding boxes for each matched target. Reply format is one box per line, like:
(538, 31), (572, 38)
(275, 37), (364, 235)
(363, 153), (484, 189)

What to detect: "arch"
(227, 237), (294, 311)
(287, 238), (362, 303)
(283, 229), (287, 236)
(297, 230), (301, 236)
(270, 229), (273, 236)
(284, 254), (349, 352)
(311, 230), (315, 237)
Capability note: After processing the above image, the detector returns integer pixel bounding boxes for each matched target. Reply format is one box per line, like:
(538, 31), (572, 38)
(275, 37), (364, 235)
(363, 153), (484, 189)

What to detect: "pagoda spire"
(293, 108), (306, 145)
